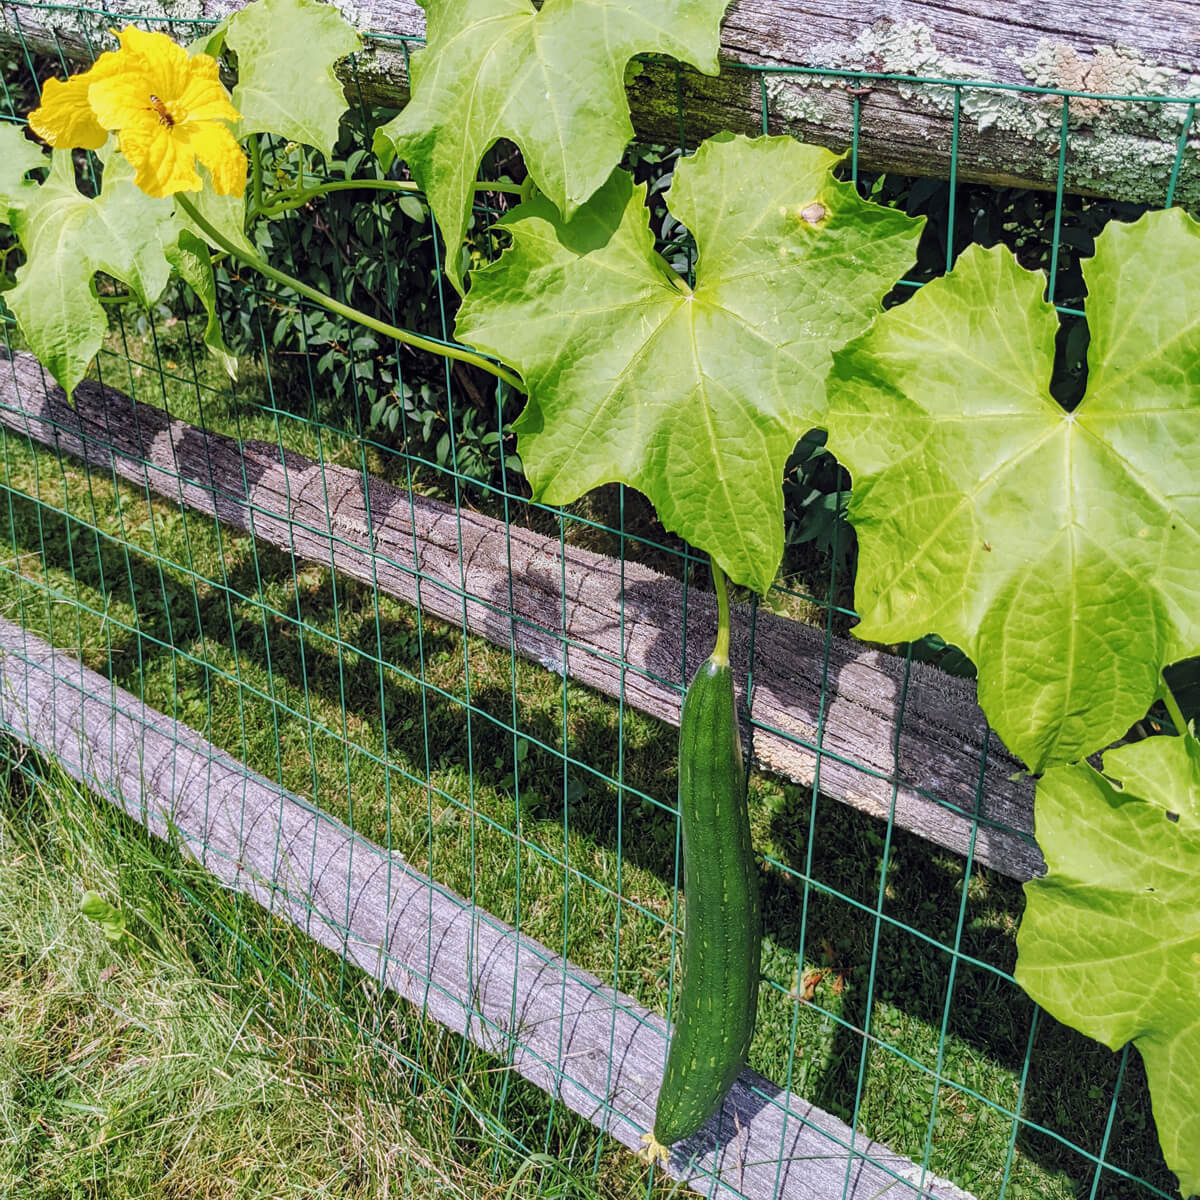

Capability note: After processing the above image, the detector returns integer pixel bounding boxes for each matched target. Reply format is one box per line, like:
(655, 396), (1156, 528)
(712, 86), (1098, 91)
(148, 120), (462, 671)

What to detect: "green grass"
(0, 754), (695, 1200)
(0, 314), (1180, 1200)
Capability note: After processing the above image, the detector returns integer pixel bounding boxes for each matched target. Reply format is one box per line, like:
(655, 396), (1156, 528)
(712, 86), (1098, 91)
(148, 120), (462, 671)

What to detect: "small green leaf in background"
(0, 123), (48, 222)
(375, 0), (731, 293)
(81, 890), (129, 943)
(458, 136), (923, 593)
(165, 230), (238, 379)
(224, 0), (361, 159)
(398, 194), (427, 224)
(1016, 733), (1200, 1198)
(8, 152), (174, 396)
(824, 208), (1200, 771)
(176, 175), (255, 257)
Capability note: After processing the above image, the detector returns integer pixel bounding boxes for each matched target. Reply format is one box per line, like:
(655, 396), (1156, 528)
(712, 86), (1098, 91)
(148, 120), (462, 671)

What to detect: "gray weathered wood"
(0, 351), (1044, 881)
(0, 617), (975, 1200)
(2, 0), (1197, 204)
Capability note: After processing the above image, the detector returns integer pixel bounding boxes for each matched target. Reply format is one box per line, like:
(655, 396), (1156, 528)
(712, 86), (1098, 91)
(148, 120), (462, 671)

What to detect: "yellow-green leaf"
(0, 123), (48, 222)
(1017, 734), (1200, 1197)
(825, 209), (1200, 770)
(224, 0), (361, 158)
(10, 151), (242, 392)
(458, 136), (923, 592)
(165, 230), (238, 380)
(375, 0), (730, 293)
(8, 153), (174, 396)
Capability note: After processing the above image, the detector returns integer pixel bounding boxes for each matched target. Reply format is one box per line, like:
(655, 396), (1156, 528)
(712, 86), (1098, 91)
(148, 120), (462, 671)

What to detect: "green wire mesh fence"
(0, 7), (1195, 1199)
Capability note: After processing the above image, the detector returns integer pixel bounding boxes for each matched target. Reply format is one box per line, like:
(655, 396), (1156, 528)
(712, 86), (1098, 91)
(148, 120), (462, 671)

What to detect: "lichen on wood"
(1, 0), (1196, 203)
(764, 18), (1199, 205)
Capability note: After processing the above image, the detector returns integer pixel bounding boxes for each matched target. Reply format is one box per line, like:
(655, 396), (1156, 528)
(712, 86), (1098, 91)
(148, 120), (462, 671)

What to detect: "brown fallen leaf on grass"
(794, 967), (827, 1002)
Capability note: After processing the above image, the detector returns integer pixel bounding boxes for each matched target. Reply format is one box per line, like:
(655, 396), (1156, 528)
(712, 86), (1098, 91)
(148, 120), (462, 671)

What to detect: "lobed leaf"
(165, 230), (238, 380)
(8, 153), (174, 396)
(375, 0), (730, 293)
(457, 135), (923, 592)
(0, 124), (48, 222)
(224, 0), (361, 159)
(6, 151), (243, 394)
(1017, 734), (1200, 1197)
(824, 209), (1200, 770)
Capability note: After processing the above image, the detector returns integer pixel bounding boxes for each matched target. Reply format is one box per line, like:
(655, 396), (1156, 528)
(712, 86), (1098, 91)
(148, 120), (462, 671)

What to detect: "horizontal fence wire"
(0, 9), (1194, 1200)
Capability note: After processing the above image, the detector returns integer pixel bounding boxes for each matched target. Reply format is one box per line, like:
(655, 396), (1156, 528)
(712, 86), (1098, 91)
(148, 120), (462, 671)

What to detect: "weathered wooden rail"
(0, 350), (1044, 881)
(2, 0), (1197, 205)
(0, 615), (975, 1200)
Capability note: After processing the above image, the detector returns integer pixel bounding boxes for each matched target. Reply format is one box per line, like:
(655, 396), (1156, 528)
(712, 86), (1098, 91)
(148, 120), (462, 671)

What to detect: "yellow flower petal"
(28, 76), (107, 149)
(27, 51), (122, 149)
(87, 68), (161, 132)
(179, 120), (247, 196)
(117, 112), (202, 197)
(115, 26), (192, 96)
(176, 72), (240, 125)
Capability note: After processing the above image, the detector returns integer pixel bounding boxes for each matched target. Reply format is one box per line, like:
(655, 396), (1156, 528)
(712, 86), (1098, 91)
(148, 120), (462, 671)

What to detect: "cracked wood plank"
(0, 350), (1044, 881)
(2, 0), (1197, 204)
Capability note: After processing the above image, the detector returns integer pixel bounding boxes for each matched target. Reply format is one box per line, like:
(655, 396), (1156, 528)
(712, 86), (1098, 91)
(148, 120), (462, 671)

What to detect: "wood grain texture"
(2, 0), (1197, 203)
(0, 351), (1044, 881)
(0, 615), (977, 1200)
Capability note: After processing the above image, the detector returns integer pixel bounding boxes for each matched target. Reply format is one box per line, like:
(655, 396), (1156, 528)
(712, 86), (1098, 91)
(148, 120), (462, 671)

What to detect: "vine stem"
(711, 560), (731, 666)
(257, 177), (525, 219)
(1160, 677), (1190, 738)
(175, 194), (525, 392)
(248, 135), (265, 218)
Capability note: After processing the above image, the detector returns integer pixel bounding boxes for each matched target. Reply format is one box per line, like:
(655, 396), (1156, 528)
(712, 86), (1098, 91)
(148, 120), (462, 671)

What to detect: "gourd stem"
(175, 195), (526, 392)
(711, 560), (731, 667)
(1160, 677), (1190, 738)
(257, 177), (524, 218)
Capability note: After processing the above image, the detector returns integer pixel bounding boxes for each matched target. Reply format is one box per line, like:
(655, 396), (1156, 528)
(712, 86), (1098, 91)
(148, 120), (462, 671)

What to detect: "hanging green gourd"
(642, 562), (761, 1162)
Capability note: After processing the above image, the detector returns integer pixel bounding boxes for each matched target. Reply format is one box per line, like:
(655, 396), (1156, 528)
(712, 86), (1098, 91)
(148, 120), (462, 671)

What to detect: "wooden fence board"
(0, 616), (975, 1200)
(2, 0), (1197, 204)
(0, 350), (1044, 881)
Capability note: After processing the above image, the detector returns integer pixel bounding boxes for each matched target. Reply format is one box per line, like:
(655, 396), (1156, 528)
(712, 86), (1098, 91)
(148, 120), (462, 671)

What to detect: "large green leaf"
(8, 152), (242, 393)
(1017, 734), (1200, 1198)
(8, 153), (174, 396)
(375, 0), (730, 293)
(224, 0), (361, 158)
(824, 209), (1200, 770)
(0, 124), (48, 222)
(457, 136), (923, 592)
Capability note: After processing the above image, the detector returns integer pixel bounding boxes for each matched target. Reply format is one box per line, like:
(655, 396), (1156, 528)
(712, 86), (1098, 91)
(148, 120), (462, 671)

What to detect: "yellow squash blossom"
(28, 26), (245, 198)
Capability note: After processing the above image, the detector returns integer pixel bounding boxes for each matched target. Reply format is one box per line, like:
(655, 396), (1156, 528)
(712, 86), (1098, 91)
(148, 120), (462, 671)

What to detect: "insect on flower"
(147, 93), (175, 128)
(28, 26), (246, 198)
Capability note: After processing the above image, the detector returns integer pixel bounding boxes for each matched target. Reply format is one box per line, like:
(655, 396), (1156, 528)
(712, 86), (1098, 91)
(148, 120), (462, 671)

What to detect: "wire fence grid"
(0, 7), (1195, 1199)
